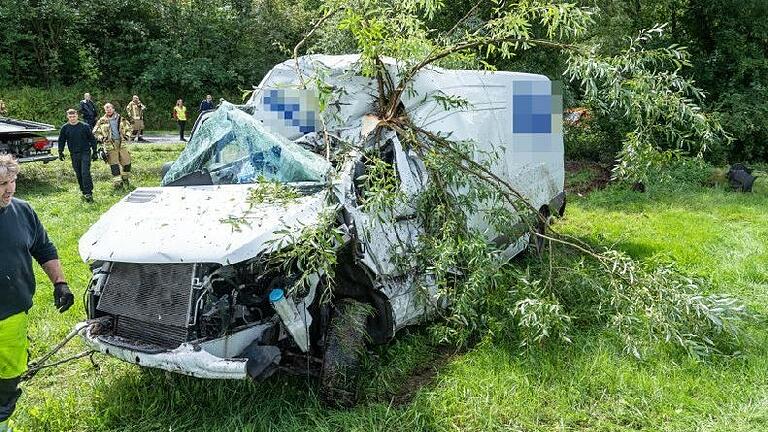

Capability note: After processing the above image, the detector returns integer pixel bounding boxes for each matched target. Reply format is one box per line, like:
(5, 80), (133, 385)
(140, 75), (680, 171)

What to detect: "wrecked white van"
(77, 54), (564, 402)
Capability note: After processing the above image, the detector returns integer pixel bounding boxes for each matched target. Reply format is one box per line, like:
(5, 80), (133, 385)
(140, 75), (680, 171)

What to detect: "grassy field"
(9, 150), (768, 431)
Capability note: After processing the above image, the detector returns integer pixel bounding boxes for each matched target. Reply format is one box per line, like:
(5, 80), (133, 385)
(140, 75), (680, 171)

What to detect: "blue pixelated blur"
(262, 89), (318, 135)
(512, 81), (554, 134)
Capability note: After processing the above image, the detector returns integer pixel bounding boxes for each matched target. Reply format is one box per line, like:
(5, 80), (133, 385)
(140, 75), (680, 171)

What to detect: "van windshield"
(162, 103), (331, 186)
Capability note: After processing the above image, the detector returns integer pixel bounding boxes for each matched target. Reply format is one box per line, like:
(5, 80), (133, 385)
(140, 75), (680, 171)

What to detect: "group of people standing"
(57, 93), (217, 201)
(0, 93), (218, 432)
(171, 94), (216, 142)
(77, 93), (147, 142)
(58, 93), (136, 200)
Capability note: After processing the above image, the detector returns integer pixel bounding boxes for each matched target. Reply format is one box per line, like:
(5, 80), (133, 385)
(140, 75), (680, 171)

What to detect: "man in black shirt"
(199, 94), (215, 112)
(58, 109), (98, 202)
(0, 154), (74, 431)
(78, 93), (97, 129)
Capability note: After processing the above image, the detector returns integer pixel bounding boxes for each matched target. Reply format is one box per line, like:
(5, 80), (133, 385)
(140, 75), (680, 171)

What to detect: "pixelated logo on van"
(512, 80), (562, 134)
(260, 89), (320, 136)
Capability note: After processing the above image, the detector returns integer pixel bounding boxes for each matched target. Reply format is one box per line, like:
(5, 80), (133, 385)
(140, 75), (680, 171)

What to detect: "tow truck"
(0, 117), (57, 163)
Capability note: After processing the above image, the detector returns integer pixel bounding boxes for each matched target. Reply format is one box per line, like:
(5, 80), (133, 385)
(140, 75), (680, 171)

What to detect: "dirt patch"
(388, 346), (456, 406)
(565, 160), (612, 195)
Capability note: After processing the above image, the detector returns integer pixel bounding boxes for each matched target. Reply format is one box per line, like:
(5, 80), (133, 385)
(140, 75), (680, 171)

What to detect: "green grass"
(10, 154), (768, 431)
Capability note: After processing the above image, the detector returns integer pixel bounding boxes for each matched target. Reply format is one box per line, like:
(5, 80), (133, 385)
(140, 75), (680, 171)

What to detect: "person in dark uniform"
(199, 94), (215, 112)
(58, 109), (98, 202)
(78, 93), (97, 129)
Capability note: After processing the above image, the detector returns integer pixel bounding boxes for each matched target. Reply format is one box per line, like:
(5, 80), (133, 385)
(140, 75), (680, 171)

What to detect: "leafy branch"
(287, 0), (754, 359)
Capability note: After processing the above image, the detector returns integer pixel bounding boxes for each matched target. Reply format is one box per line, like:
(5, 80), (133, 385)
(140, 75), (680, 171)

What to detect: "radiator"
(97, 262), (196, 348)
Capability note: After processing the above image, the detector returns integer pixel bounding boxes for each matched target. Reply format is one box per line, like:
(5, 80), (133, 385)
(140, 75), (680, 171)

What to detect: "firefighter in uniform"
(125, 95), (146, 142)
(93, 103), (133, 188)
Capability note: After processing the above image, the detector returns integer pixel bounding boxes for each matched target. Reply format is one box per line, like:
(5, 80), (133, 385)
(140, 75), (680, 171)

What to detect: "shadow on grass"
(16, 175), (68, 196)
(88, 359), (439, 431)
(575, 183), (768, 215)
(16, 162), (69, 196)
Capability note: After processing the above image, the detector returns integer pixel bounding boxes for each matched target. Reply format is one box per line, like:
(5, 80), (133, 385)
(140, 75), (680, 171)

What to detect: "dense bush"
(0, 86), (240, 130)
(564, 115), (627, 163)
(1, 0), (766, 162)
(0, 0), (314, 100)
(712, 87), (768, 163)
(682, 0), (768, 163)
(580, 0), (768, 163)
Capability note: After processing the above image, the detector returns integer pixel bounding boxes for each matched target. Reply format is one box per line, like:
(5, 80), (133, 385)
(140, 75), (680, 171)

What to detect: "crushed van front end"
(80, 259), (313, 380)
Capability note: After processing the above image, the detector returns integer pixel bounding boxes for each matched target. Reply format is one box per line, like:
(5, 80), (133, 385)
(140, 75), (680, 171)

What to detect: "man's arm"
(92, 118), (103, 141)
(28, 209), (74, 312)
(41, 259), (65, 285)
(86, 123), (97, 153)
(57, 125), (67, 155)
(42, 259), (73, 312)
(121, 118), (133, 142)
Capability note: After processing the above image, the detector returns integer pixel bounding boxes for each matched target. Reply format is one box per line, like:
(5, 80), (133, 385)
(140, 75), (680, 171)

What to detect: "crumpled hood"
(79, 184), (327, 264)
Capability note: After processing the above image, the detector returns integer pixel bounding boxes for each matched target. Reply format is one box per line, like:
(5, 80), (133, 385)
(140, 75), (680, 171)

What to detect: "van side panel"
(404, 69), (564, 255)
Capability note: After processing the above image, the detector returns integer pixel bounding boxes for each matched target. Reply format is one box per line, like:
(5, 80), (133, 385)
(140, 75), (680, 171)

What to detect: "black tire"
(319, 299), (369, 407)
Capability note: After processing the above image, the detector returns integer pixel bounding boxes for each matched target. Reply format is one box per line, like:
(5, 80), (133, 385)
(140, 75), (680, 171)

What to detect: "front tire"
(319, 299), (370, 407)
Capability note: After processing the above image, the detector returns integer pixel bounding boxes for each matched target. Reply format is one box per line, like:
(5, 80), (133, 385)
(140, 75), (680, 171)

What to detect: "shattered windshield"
(162, 103), (332, 186)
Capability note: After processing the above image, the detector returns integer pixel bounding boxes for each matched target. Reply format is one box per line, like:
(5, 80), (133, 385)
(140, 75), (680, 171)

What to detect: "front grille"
(97, 262), (195, 349)
(115, 316), (190, 349)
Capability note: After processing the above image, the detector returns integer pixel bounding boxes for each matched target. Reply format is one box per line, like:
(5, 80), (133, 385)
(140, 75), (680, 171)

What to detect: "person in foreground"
(0, 154), (74, 432)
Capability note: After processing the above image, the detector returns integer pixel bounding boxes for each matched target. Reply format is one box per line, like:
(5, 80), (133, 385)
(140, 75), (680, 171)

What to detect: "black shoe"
(138, 137), (149, 142)
(83, 194), (94, 203)
(180, 138), (187, 142)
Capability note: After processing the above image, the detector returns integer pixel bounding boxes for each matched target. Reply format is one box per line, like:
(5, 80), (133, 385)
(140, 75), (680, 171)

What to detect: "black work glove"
(58, 152), (66, 161)
(53, 282), (74, 313)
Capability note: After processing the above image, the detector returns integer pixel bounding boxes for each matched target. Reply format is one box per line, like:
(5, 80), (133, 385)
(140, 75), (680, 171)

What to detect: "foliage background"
(0, 0), (315, 128)
(0, 0), (766, 159)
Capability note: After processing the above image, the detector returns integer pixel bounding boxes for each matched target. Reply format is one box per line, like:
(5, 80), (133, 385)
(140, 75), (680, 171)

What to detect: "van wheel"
(532, 206), (551, 254)
(319, 299), (369, 407)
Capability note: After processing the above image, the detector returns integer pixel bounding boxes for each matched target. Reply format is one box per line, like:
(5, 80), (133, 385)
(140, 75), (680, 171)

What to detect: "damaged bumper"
(78, 322), (277, 380)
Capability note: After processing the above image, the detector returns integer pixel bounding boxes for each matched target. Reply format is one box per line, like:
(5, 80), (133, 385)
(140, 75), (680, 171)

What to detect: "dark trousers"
(71, 151), (94, 195)
(178, 120), (186, 140)
(0, 377), (21, 422)
(84, 117), (96, 130)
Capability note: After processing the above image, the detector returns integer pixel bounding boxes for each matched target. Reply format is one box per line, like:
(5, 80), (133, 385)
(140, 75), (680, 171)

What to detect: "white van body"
(76, 55), (564, 380)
